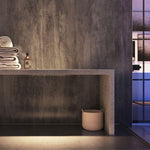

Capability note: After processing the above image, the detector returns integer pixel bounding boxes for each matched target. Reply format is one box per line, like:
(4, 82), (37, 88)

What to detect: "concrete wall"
(0, 0), (132, 126)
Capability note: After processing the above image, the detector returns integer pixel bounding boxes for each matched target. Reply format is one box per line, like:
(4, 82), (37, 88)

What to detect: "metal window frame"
(132, 0), (150, 122)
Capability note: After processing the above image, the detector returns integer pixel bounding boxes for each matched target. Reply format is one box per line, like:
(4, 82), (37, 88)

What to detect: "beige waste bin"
(82, 109), (103, 131)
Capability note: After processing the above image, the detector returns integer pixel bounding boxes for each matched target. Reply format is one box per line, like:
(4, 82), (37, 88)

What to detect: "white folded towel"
(0, 47), (18, 53)
(0, 64), (21, 70)
(0, 46), (21, 70)
(0, 56), (19, 63)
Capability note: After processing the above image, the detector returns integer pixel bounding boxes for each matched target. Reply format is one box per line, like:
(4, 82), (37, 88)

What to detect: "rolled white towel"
(0, 36), (13, 47)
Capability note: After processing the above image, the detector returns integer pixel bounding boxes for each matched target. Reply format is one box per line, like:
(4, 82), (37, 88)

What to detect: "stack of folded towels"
(0, 36), (21, 70)
(0, 47), (21, 70)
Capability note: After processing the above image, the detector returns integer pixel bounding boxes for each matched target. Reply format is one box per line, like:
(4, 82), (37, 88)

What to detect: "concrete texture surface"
(0, 0), (132, 126)
(0, 69), (114, 135)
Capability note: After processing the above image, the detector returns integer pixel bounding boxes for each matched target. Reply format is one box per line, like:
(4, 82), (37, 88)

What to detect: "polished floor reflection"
(0, 125), (149, 150)
(0, 136), (150, 150)
(132, 124), (150, 144)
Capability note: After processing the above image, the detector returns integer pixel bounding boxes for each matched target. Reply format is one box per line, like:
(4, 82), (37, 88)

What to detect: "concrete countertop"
(0, 69), (114, 76)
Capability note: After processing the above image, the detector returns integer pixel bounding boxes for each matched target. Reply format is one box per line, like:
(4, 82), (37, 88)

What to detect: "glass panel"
(145, 0), (150, 11)
(132, 72), (143, 79)
(132, 81), (143, 101)
(144, 32), (150, 39)
(132, 0), (143, 11)
(145, 106), (150, 121)
(132, 12), (143, 31)
(144, 0), (150, 122)
(132, 31), (143, 39)
(145, 81), (150, 101)
(131, 0), (150, 123)
(144, 38), (150, 78)
(132, 39), (143, 78)
(144, 81), (150, 121)
(145, 12), (150, 31)
(143, 39), (150, 61)
(132, 80), (143, 121)
(137, 39), (144, 61)
(137, 36), (150, 62)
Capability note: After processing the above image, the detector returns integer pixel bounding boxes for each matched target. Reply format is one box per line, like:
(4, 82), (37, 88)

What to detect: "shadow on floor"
(0, 124), (106, 136)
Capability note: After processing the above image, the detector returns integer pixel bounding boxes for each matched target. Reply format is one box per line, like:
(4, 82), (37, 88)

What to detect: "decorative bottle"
(24, 53), (31, 69)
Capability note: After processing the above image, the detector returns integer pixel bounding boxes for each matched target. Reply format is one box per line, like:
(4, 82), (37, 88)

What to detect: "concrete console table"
(0, 69), (115, 135)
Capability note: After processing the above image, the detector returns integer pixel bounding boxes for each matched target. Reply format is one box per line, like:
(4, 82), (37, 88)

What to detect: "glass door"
(132, 0), (150, 123)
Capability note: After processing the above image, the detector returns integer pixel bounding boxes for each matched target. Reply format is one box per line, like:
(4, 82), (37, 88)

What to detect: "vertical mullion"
(143, 0), (145, 121)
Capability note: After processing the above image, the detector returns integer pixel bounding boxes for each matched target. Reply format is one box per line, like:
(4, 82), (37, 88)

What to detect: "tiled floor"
(0, 125), (149, 150)
(132, 124), (150, 144)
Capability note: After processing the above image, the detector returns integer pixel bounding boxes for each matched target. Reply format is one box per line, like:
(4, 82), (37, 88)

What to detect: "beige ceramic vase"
(82, 109), (103, 131)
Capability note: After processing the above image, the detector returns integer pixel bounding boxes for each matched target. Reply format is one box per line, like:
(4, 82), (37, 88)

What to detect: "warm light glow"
(0, 136), (107, 149)
(0, 136), (134, 149)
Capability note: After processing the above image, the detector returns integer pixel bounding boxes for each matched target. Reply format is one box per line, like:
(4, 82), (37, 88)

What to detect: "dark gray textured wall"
(0, 75), (100, 123)
(0, 0), (132, 126)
